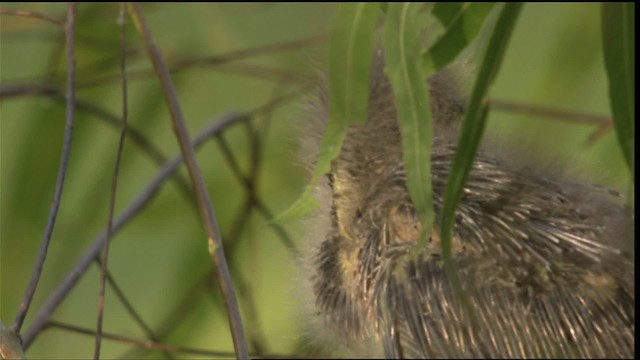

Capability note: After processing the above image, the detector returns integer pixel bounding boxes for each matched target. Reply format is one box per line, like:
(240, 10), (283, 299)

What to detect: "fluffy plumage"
(299, 55), (634, 358)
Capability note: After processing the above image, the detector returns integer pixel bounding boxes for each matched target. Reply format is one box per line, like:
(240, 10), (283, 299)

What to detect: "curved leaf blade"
(425, 2), (496, 73)
(432, 2), (465, 28)
(438, 2), (523, 319)
(384, 2), (435, 246)
(601, 3), (635, 174)
(273, 3), (380, 224)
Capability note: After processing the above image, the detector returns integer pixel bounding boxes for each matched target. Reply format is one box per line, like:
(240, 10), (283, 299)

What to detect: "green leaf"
(384, 2), (435, 247)
(425, 2), (496, 73)
(272, 3), (380, 224)
(438, 2), (522, 321)
(432, 2), (465, 28)
(601, 3), (635, 174)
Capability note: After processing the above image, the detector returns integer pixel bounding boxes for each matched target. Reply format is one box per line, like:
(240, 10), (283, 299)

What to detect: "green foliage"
(601, 2), (635, 174)
(438, 2), (522, 317)
(287, 2), (523, 263)
(424, 2), (496, 72)
(0, 3), (633, 358)
(272, 3), (380, 224)
(384, 3), (435, 246)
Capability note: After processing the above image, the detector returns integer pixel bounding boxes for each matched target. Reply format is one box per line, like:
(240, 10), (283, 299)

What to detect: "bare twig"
(585, 119), (615, 145)
(127, 4), (248, 358)
(47, 321), (236, 358)
(2, 34), (324, 91)
(94, 261), (173, 359)
(121, 269), (214, 358)
(250, 84), (313, 115)
(72, 62), (310, 90)
(216, 133), (296, 253)
(488, 98), (614, 146)
(123, 158), (298, 357)
(174, 33), (328, 68)
(0, 83), (57, 99)
(488, 99), (610, 125)
(94, 4), (129, 359)
(22, 111), (250, 348)
(225, 228), (270, 354)
(212, 159), (271, 353)
(0, 87), (195, 200)
(73, 34), (325, 89)
(214, 63), (313, 84)
(11, 3), (76, 335)
(245, 86), (298, 253)
(21, 86), (306, 349)
(0, 7), (65, 26)
(1, 320), (26, 360)
(45, 320), (308, 359)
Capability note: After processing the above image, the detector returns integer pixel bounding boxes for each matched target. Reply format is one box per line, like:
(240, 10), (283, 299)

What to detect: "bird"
(295, 53), (635, 358)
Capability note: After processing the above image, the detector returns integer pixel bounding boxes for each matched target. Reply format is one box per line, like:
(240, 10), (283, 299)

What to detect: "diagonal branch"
(126, 3), (248, 358)
(11, 3), (76, 336)
(21, 111), (250, 349)
(0, 7), (65, 26)
(21, 85), (306, 350)
(94, 4), (129, 359)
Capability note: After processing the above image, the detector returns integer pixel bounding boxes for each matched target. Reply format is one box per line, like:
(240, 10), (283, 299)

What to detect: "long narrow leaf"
(425, 2), (496, 73)
(439, 2), (523, 317)
(601, 3), (635, 174)
(384, 2), (435, 246)
(432, 2), (465, 28)
(273, 3), (379, 224)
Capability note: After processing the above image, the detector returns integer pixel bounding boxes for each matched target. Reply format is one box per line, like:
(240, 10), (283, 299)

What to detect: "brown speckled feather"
(306, 55), (634, 358)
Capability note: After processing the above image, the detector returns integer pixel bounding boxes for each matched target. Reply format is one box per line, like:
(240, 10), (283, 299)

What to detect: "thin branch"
(0, 321), (26, 360)
(21, 86), (306, 348)
(2, 6), (66, 89)
(0, 83), (56, 99)
(1, 34), (324, 91)
(72, 34), (325, 89)
(10, 3), (76, 335)
(46, 321), (236, 358)
(216, 133), (253, 191)
(214, 92), (298, 352)
(44, 40), (67, 85)
(173, 33), (328, 69)
(44, 321), (307, 359)
(487, 98), (610, 125)
(215, 133), (296, 253)
(94, 4), (128, 359)
(72, 62), (311, 90)
(488, 98), (614, 146)
(213, 63), (313, 84)
(246, 87), (298, 253)
(585, 119), (614, 145)
(250, 84), (313, 115)
(0, 31), (321, 94)
(1, 28), (141, 53)
(121, 269), (214, 358)
(0, 7), (65, 26)
(0, 87), (196, 201)
(94, 261), (173, 359)
(127, 4), (248, 358)
(22, 111), (250, 348)
(223, 201), (270, 354)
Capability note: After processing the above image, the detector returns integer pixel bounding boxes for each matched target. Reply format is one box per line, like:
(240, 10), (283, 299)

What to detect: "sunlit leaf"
(273, 3), (380, 224)
(438, 2), (522, 317)
(384, 2), (434, 246)
(432, 2), (465, 28)
(425, 2), (496, 72)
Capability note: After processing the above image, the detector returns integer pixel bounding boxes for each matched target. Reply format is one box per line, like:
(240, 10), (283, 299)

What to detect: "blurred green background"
(0, 3), (629, 358)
